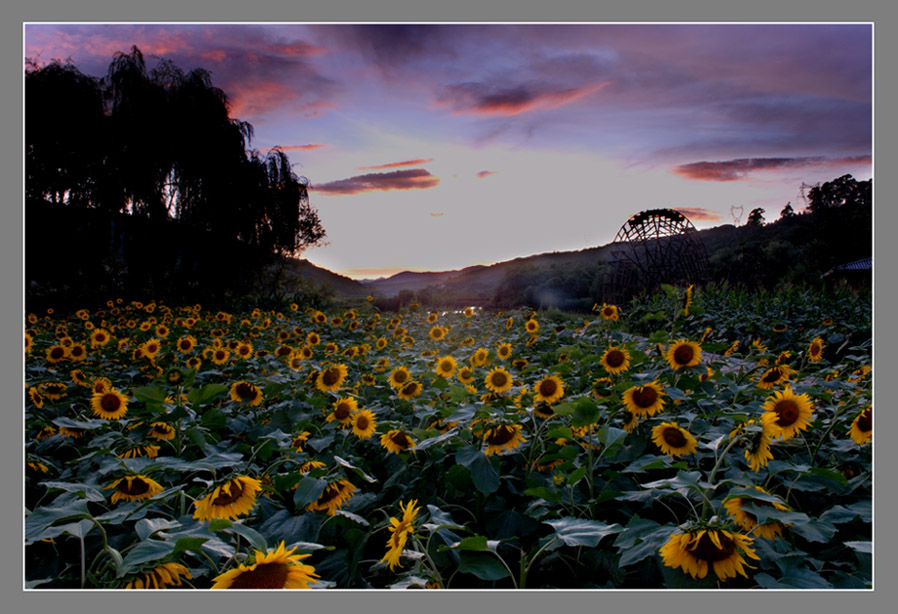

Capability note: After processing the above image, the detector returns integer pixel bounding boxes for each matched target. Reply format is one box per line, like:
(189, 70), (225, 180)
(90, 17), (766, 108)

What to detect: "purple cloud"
(312, 168), (440, 196)
(674, 155), (872, 182)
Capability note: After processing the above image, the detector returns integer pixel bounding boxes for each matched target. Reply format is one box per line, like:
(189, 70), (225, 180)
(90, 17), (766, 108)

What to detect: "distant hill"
(281, 258), (370, 298)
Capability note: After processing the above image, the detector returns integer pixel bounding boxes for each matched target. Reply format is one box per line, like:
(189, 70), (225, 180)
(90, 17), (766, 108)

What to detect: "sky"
(24, 23), (873, 280)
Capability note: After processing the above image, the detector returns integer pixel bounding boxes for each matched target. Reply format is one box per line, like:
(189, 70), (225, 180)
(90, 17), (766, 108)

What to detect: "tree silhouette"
(807, 174), (871, 212)
(780, 202), (795, 219)
(26, 46), (326, 307)
(746, 207), (765, 226)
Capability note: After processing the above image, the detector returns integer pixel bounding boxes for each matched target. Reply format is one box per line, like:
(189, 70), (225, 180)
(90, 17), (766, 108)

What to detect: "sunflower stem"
(521, 536), (559, 589)
(701, 437), (740, 521)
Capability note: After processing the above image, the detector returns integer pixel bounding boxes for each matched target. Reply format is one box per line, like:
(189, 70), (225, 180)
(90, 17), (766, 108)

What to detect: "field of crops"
(24, 285), (872, 589)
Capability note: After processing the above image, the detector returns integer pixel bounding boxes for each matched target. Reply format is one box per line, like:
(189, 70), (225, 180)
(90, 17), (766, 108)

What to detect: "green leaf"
(200, 408), (227, 430)
(208, 519), (232, 531)
(543, 517), (623, 547)
(135, 518), (182, 541)
(118, 540), (176, 577)
(40, 481), (106, 503)
(470, 454), (500, 495)
(293, 477), (329, 508)
(807, 467), (849, 486)
(187, 383), (229, 406)
(550, 402), (575, 417)
(131, 385), (168, 403)
(666, 387), (687, 401)
(547, 426), (573, 440)
(172, 536), (208, 556)
(571, 397), (600, 428)
(25, 499), (91, 544)
(227, 523), (268, 552)
(413, 428), (459, 452)
(568, 466), (588, 485)
(788, 518), (838, 543)
(524, 487), (562, 503)
(844, 541), (872, 554)
(755, 569), (832, 589)
(596, 425), (628, 456)
(457, 551), (510, 581)
(449, 386), (472, 404)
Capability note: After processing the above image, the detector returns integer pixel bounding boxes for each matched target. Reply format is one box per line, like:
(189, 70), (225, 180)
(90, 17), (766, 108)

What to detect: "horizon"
(25, 23), (873, 280)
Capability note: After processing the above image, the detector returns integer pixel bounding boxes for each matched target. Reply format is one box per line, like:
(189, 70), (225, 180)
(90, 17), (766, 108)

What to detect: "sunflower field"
(24, 284), (872, 590)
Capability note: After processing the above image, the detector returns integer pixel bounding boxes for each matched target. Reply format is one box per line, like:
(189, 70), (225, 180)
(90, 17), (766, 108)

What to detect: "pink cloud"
(437, 81), (609, 116)
(476, 170), (497, 178)
(279, 144), (328, 152)
(358, 158), (435, 170)
(673, 155), (872, 181)
(674, 208), (722, 222)
(312, 168), (440, 196)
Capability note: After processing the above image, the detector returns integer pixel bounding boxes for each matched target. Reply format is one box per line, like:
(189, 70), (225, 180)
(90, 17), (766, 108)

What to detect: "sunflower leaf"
(118, 540), (176, 577)
(131, 385), (168, 403)
(293, 477), (329, 508)
(227, 523), (268, 552)
(413, 428), (460, 452)
(544, 518), (623, 548)
(135, 518), (182, 541)
(457, 551), (510, 581)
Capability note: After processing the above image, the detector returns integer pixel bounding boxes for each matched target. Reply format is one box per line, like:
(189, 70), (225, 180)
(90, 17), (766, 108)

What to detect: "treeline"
(25, 46), (325, 311)
(375, 173), (871, 312)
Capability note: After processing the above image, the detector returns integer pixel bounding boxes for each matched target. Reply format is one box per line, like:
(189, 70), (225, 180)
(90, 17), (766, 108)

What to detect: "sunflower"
(666, 339), (702, 371)
(105, 474), (164, 504)
(35, 426), (56, 440)
(298, 460), (327, 475)
(623, 380), (666, 417)
(68, 343), (87, 362)
(316, 363), (349, 393)
(124, 562), (193, 589)
(388, 366), (411, 389)
(45, 344), (68, 363)
(186, 356), (202, 370)
(532, 375), (565, 405)
(211, 348), (230, 365)
(496, 343), (513, 360)
(601, 346), (631, 375)
(484, 367), (514, 394)
(457, 366), (475, 385)
(27, 387), (44, 408)
(119, 444), (161, 459)
(723, 486), (791, 540)
(659, 527), (760, 581)
(91, 388), (129, 420)
(326, 396), (358, 425)
(651, 422), (698, 458)
(229, 381), (264, 407)
(483, 424), (526, 456)
(429, 326), (448, 342)
(756, 364), (795, 390)
(381, 429), (416, 454)
(90, 328), (112, 348)
(176, 335), (197, 353)
(849, 405), (872, 445)
(761, 385), (814, 440)
(360, 373), (377, 387)
(740, 412), (780, 472)
(381, 499), (421, 571)
(599, 303), (620, 321)
(434, 355), (458, 378)
(724, 340), (740, 356)
(525, 319), (540, 334)
(211, 541), (319, 589)
(193, 476), (263, 521)
(140, 339), (162, 360)
(397, 380), (423, 401)
(306, 479), (357, 515)
(351, 409), (378, 439)
(807, 337), (825, 362)
(58, 426), (84, 439)
(39, 381), (67, 401)
(470, 348), (489, 367)
(148, 422), (176, 441)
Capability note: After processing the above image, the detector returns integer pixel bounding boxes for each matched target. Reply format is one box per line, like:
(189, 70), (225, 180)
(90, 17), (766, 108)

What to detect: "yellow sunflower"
(849, 405), (872, 445)
(434, 355), (458, 378)
(397, 380), (423, 401)
(211, 541), (319, 589)
(496, 343), (513, 360)
(651, 422), (698, 458)
(381, 430), (416, 454)
(148, 422), (176, 441)
(429, 326), (448, 342)
(105, 475), (164, 504)
(306, 479), (357, 515)
(756, 364), (795, 390)
(229, 381), (264, 407)
(91, 388), (129, 420)
(666, 339), (702, 371)
(601, 346), (631, 375)
(622, 381), (666, 417)
(68, 343), (87, 362)
(659, 528), (760, 581)
(723, 486), (791, 540)
(807, 337), (825, 362)
(599, 303), (620, 321)
(176, 336), (197, 353)
(193, 476), (263, 521)
(470, 348), (489, 367)
(124, 562), (193, 589)
(326, 396), (358, 425)
(211, 347), (230, 365)
(484, 367), (514, 394)
(740, 412), (780, 472)
(457, 366), (475, 385)
(45, 345), (68, 363)
(761, 385), (814, 440)
(533, 375), (565, 405)
(525, 319), (540, 334)
(291, 431), (311, 452)
(483, 424), (526, 456)
(316, 363), (349, 393)
(381, 499), (421, 571)
(388, 366), (411, 389)
(351, 409), (378, 439)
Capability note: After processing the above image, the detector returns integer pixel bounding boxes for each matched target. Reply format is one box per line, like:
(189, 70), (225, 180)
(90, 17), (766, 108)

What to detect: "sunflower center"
(334, 403), (351, 420)
(226, 562), (289, 589)
(101, 394), (122, 412)
(491, 372), (509, 387)
(51, 347), (65, 359)
(673, 345), (695, 365)
(773, 400), (800, 426)
(605, 350), (625, 368)
(212, 480), (245, 506)
(857, 408), (872, 432)
(401, 383), (418, 396)
(762, 368), (783, 383)
(180, 340), (191, 350)
(321, 369), (340, 386)
(236, 383), (256, 399)
(632, 386), (658, 408)
(390, 431), (410, 448)
(394, 371), (408, 384)
(691, 531), (737, 562)
(539, 379), (558, 397)
(121, 477), (150, 496)
(662, 427), (687, 448)
(316, 483), (342, 505)
(356, 415), (369, 430)
(439, 361), (453, 373)
(215, 350), (226, 360)
(487, 426), (515, 446)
